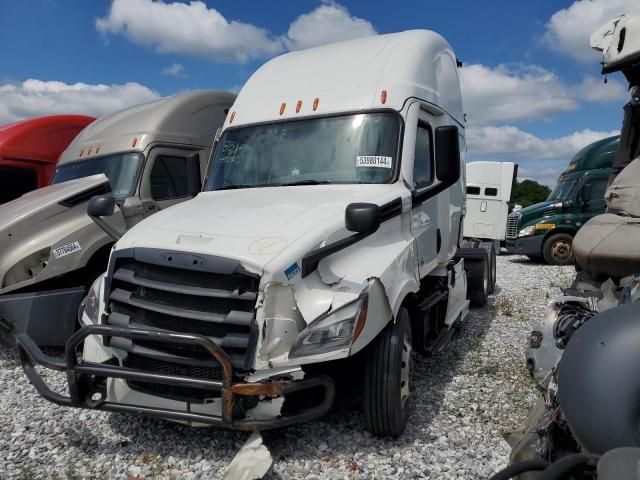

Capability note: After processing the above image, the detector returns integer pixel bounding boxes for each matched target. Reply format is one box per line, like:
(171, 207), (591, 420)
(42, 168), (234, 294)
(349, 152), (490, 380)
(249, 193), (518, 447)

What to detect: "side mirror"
(87, 195), (115, 217)
(87, 195), (121, 241)
(345, 203), (381, 234)
(186, 152), (202, 196)
(435, 125), (461, 186)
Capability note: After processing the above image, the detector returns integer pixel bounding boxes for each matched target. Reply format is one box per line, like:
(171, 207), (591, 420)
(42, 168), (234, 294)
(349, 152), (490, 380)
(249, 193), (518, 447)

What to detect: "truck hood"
(517, 200), (563, 227)
(0, 174), (110, 230)
(119, 184), (404, 272)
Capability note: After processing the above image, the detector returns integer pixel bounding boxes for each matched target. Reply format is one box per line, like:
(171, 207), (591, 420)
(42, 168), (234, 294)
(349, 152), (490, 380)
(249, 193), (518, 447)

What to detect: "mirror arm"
(301, 197), (403, 278)
(89, 214), (122, 242)
(301, 231), (369, 278)
(412, 178), (456, 207)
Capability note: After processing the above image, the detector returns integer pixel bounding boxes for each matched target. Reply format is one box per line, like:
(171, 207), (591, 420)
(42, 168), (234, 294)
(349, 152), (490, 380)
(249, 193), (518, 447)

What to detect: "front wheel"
(363, 307), (413, 437)
(543, 233), (574, 265)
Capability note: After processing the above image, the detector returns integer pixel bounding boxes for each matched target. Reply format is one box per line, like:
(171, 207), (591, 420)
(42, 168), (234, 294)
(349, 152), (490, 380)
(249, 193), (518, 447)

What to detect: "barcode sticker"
(356, 156), (392, 168)
(53, 241), (82, 258)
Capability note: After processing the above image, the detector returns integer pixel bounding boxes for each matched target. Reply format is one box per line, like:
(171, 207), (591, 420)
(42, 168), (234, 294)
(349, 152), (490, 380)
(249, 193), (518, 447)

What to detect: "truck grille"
(102, 248), (259, 401)
(505, 212), (521, 240)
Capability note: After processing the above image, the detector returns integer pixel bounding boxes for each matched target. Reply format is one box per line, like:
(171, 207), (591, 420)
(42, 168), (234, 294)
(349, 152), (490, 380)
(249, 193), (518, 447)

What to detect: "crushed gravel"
(0, 254), (575, 479)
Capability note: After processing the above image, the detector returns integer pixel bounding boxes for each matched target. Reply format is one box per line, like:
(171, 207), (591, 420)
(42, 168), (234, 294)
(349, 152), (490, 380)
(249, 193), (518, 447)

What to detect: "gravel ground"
(0, 254), (575, 480)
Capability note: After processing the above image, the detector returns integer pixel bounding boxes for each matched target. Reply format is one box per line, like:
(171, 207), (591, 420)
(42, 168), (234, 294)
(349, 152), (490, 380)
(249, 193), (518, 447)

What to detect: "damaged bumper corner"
(16, 324), (335, 431)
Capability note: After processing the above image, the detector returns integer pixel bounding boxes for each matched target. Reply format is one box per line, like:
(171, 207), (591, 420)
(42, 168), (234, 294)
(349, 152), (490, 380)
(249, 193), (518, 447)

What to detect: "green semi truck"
(506, 135), (619, 265)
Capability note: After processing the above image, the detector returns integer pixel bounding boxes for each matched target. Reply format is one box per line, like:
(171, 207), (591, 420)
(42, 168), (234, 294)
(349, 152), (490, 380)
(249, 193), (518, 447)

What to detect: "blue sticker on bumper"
(284, 262), (300, 280)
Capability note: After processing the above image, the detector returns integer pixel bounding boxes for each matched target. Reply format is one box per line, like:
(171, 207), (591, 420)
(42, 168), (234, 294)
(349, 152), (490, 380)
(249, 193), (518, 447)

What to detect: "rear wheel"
(480, 242), (499, 295)
(543, 233), (574, 265)
(363, 307), (413, 437)
(467, 256), (489, 307)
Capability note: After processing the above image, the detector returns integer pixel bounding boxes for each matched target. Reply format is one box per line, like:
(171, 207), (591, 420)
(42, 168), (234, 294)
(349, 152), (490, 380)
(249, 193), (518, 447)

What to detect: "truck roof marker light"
(230, 111), (236, 123)
(95, 145), (101, 154)
(313, 98), (319, 111)
(381, 90), (388, 104)
(87, 146), (93, 155)
(280, 102), (286, 115)
(79, 148), (85, 157)
(296, 100), (302, 113)
(131, 137), (137, 148)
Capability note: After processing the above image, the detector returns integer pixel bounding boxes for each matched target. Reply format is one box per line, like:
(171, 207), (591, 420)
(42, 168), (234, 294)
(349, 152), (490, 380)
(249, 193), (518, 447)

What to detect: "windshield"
(547, 177), (579, 201)
(52, 152), (143, 198)
(206, 112), (401, 190)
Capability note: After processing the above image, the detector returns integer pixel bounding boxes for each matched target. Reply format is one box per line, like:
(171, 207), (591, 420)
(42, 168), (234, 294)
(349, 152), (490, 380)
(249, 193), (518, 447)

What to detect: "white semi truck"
(18, 30), (492, 436)
(463, 161), (518, 250)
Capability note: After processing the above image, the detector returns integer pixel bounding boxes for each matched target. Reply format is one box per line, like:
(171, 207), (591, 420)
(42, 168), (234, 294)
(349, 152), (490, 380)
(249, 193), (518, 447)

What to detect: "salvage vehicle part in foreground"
(18, 30), (490, 436)
(505, 302), (640, 480)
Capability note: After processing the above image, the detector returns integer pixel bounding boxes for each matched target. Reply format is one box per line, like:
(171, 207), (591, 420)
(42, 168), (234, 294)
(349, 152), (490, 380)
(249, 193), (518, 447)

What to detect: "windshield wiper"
(275, 180), (331, 186)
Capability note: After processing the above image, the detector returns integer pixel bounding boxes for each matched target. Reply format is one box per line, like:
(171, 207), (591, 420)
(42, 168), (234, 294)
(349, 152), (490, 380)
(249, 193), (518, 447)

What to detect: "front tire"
(543, 233), (574, 265)
(363, 307), (413, 437)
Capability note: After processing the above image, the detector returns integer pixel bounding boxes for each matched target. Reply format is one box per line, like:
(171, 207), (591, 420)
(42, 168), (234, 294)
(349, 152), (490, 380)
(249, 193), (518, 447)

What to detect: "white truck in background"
(18, 30), (493, 437)
(463, 161), (518, 251)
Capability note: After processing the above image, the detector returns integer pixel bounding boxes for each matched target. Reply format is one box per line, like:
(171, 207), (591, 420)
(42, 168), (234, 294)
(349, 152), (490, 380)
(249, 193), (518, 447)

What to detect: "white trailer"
(463, 161), (518, 249)
(18, 30), (492, 437)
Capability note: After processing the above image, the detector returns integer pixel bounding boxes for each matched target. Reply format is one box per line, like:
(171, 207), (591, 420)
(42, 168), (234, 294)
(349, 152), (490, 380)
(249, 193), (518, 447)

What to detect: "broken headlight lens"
(82, 275), (103, 325)
(289, 294), (368, 358)
(518, 225), (536, 237)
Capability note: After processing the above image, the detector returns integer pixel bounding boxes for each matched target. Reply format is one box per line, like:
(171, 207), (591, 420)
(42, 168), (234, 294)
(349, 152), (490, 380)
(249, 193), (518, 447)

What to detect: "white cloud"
(468, 125), (619, 161)
(467, 125), (620, 185)
(96, 0), (284, 63)
(460, 63), (627, 125)
(162, 63), (185, 77)
(576, 75), (628, 102)
(284, 2), (376, 51)
(544, 0), (640, 62)
(0, 79), (159, 124)
(96, 0), (375, 63)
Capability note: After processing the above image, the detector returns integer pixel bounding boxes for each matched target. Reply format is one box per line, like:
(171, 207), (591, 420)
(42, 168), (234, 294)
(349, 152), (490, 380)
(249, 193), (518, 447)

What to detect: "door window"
(413, 124), (433, 189)
(589, 178), (608, 203)
(150, 155), (190, 200)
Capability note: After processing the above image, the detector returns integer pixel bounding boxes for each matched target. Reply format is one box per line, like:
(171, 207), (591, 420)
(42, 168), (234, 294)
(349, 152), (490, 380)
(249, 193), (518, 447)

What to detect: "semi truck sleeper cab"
(17, 30), (492, 436)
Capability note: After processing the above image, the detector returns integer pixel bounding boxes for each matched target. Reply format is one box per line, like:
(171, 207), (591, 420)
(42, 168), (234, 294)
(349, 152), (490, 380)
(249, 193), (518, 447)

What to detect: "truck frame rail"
(16, 324), (335, 430)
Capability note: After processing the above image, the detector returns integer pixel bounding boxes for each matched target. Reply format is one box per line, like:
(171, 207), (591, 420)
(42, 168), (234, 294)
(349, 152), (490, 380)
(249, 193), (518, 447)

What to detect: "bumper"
(506, 235), (544, 256)
(17, 324), (335, 430)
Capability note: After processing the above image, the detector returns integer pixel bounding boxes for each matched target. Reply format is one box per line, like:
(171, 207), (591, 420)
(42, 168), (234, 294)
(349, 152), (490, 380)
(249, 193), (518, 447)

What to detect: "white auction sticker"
(53, 241), (82, 259)
(356, 155), (392, 168)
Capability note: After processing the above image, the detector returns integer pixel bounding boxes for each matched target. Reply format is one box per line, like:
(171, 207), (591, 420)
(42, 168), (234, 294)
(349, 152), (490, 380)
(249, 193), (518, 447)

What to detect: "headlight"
(518, 225), (536, 237)
(82, 275), (103, 325)
(289, 294), (368, 358)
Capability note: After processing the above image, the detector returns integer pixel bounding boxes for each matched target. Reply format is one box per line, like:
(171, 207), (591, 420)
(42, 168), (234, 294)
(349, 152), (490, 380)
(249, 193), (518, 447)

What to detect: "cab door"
(410, 118), (439, 278)
(138, 146), (203, 219)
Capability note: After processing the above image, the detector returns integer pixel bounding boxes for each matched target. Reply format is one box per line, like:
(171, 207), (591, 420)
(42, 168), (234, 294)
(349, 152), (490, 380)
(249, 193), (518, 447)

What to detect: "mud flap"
(0, 286), (85, 346)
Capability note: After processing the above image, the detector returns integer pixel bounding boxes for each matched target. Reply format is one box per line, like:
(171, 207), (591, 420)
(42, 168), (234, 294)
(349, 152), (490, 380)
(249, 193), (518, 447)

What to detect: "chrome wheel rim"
(400, 330), (412, 408)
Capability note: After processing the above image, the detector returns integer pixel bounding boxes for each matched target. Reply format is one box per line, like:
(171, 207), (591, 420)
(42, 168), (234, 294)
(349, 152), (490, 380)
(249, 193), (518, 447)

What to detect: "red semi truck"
(0, 115), (95, 203)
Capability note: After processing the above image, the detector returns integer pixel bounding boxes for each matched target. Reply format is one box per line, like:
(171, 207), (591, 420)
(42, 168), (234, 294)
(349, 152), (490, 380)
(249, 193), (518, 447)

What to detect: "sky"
(0, 0), (637, 185)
